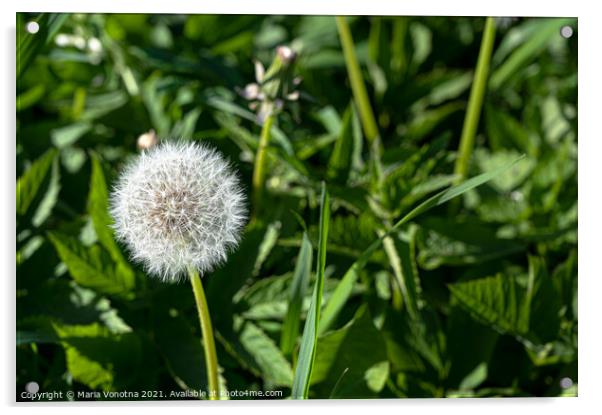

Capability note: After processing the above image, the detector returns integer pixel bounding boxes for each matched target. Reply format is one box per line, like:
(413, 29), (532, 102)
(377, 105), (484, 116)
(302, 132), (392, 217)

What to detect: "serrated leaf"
(448, 274), (530, 336)
(48, 233), (135, 297)
(238, 319), (293, 387)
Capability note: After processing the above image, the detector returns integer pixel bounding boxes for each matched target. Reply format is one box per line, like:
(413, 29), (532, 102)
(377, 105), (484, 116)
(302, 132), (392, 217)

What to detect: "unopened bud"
(276, 46), (297, 65)
(137, 129), (158, 150)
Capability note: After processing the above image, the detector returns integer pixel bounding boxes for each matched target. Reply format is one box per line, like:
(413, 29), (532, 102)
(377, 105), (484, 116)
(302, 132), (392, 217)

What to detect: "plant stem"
(252, 112), (275, 215)
(188, 268), (220, 400)
(336, 16), (380, 144)
(453, 17), (496, 184)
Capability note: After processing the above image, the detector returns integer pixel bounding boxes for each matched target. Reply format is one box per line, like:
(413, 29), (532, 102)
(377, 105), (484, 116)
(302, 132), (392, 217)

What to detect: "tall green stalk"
(453, 17), (496, 183)
(189, 268), (220, 400)
(252, 113), (274, 214)
(336, 16), (380, 144)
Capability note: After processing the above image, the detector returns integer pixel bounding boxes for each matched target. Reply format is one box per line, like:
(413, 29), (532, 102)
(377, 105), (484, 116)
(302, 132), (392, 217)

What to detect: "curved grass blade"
(291, 182), (330, 399)
(280, 232), (313, 356)
(319, 155), (526, 334)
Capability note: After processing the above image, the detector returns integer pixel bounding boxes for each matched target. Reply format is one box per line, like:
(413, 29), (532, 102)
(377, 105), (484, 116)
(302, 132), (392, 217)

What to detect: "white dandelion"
(110, 140), (247, 282)
(110, 140), (246, 400)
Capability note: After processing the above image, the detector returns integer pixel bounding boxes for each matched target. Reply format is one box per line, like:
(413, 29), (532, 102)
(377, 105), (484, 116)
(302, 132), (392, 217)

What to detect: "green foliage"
(280, 232), (313, 356)
(17, 13), (577, 400)
(292, 183), (330, 399)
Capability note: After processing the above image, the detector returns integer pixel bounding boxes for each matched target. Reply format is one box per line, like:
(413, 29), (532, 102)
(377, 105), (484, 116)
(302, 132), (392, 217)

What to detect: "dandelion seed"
(109, 141), (247, 282)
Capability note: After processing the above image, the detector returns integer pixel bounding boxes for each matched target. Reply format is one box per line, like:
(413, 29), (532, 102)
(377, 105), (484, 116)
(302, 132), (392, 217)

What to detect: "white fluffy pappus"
(109, 141), (247, 282)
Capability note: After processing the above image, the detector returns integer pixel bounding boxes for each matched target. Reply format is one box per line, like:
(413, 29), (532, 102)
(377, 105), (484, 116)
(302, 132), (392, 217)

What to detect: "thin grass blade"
(280, 232), (313, 356)
(291, 182), (330, 399)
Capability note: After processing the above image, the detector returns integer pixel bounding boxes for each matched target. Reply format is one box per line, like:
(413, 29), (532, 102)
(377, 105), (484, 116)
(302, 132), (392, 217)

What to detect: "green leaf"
(48, 233), (135, 297)
(485, 105), (539, 156)
(382, 305), (446, 377)
(54, 323), (157, 391)
(448, 274), (530, 336)
(252, 221), (281, 276)
(16, 148), (60, 227)
(312, 307), (389, 398)
(87, 155), (134, 286)
(315, 106), (342, 135)
(16, 84), (46, 112)
(458, 362), (488, 390)
(474, 149), (535, 192)
(50, 122), (91, 148)
(238, 319), (294, 387)
(292, 182), (330, 399)
(280, 232), (313, 355)
(320, 155), (526, 333)
(170, 108), (202, 138)
(416, 216), (525, 270)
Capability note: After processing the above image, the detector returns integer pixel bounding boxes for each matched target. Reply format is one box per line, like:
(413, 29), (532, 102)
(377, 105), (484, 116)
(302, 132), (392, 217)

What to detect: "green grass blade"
(280, 232), (313, 356)
(454, 17), (496, 183)
(319, 155), (525, 333)
(335, 16), (379, 144)
(291, 182), (330, 399)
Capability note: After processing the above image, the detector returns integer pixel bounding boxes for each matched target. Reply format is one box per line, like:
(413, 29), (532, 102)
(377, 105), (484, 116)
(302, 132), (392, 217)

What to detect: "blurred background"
(17, 14), (577, 399)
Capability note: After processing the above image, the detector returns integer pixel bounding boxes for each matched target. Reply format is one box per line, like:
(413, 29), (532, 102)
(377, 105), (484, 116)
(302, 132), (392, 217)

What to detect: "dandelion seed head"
(110, 141), (247, 282)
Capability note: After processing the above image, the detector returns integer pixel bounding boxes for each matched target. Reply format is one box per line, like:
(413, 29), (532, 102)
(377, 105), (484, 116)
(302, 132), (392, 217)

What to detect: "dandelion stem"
(453, 17), (496, 184)
(336, 16), (379, 144)
(189, 268), (220, 400)
(252, 112), (274, 214)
